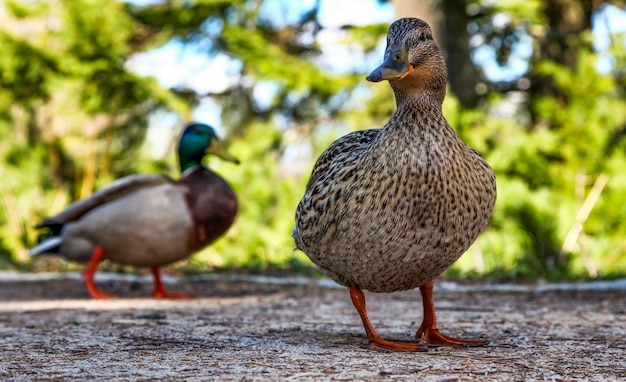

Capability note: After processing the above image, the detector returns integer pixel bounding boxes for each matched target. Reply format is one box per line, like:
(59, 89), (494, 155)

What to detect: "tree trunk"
(529, 0), (592, 124)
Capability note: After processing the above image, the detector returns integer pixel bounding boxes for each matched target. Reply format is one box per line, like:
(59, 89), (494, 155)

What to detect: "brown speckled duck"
(31, 123), (239, 299)
(294, 18), (496, 351)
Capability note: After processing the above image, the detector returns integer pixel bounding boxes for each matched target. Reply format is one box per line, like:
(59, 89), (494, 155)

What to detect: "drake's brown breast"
(181, 168), (238, 251)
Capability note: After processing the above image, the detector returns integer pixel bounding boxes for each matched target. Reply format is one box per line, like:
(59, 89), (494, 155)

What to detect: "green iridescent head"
(177, 122), (239, 172)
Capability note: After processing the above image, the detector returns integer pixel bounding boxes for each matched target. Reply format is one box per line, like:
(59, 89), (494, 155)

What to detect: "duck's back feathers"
(305, 129), (381, 189)
(37, 174), (175, 228)
(294, 129), (380, 250)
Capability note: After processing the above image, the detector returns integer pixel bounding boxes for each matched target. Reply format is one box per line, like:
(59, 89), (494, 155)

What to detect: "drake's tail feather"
(31, 220), (65, 256)
(30, 236), (62, 256)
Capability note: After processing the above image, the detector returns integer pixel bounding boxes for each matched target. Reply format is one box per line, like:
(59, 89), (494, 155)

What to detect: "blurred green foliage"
(1, 0), (625, 282)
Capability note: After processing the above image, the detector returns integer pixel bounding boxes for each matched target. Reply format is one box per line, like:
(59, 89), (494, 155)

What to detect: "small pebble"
(135, 312), (166, 320)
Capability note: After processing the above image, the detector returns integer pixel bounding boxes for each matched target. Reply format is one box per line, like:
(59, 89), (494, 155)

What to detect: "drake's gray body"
(52, 175), (193, 266)
(33, 168), (238, 267)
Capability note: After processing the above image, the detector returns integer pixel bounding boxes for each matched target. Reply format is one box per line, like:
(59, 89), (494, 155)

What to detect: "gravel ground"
(0, 272), (625, 381)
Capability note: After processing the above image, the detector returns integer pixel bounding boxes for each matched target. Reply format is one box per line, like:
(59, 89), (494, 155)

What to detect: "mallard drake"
(294, 18), (496, 351)
(31, 122), (239, 299)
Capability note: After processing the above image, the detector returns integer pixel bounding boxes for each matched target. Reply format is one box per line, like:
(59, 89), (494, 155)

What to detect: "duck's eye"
(393, 53), (402, 62)
(418, 33), (427, 42)
(191, 128), (206, 136)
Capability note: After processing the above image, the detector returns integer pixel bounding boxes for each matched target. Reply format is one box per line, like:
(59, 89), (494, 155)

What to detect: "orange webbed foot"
(151, 290), (194, 299)
(416, 327), (488, 347)
(367, 337), (428, 352)
(150, 267), (193, 299)
(417, 281), (488, 348)
(349, 286), (428, 352)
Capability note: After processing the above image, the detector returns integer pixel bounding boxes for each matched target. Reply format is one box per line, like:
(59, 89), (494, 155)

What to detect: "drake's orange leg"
(84, 247), (115, 299)
(151, 267), (192, 299)
(350, 286), (427, 352)
(416, 281), (487, 347)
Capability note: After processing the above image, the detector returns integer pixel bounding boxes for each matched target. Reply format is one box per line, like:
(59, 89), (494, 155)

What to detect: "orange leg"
(151, 267), (192, 299)
(349, 286), (427, 352)
(84, 247), (115, 299)
(416, 281), (487, 347)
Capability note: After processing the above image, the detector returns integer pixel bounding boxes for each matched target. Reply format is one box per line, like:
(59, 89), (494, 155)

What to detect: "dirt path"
(0, 272), (625, 381)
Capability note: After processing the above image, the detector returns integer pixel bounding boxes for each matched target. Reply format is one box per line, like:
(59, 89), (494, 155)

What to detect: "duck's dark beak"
(366, 45), (413, 82)
(207, 139), (240, 164)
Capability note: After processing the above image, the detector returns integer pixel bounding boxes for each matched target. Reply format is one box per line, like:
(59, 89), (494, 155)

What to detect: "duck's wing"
(37, 174), (177, 227)
(294, 129), (380, 250)
(305, 129), (381, 190)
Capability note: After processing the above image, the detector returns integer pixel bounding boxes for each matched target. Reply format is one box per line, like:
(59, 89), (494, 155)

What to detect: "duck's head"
(366, 18), (447, 104)
(178, 122), (239, 172)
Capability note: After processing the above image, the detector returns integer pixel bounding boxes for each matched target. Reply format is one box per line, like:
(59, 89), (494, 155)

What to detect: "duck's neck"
(390, 55), (447, 110)
(178, 148), (204, 175)
(181, 164), (203, 178)
(393, 91), (444, 113)
(179, 150), (205, 177)
(385, 81), (454, 141)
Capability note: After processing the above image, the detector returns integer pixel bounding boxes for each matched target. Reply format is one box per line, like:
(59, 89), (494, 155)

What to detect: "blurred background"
(1, 0), (625, 281)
